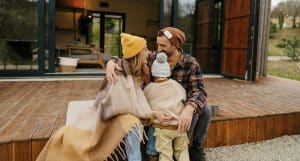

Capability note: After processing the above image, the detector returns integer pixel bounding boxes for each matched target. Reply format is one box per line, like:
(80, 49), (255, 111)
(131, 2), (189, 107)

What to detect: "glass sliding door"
(89, 13), (101, 49)
(104, 14), (123, 57)
(88, 12), (124, 57)
(0, 0), (40, 73)
(177, 0), (196, 54)
(161, 0), (173, 28)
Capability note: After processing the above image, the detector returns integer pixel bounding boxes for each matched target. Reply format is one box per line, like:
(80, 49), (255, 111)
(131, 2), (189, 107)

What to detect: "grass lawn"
(268, 28), (300, 56)
(267, 60), (300, 81)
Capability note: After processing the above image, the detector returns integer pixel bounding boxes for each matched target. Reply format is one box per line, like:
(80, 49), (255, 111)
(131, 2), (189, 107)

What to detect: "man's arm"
(178, 58), (207, 132)
(186, 59), (207, 113)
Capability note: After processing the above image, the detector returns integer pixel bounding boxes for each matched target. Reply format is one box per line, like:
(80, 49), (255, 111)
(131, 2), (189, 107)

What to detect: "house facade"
(0, 0), (271, 81)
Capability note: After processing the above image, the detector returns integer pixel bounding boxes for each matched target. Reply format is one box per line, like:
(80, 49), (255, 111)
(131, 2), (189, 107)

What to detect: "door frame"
(246, 0), (260, 81)
(0, 0), (46, 76)
(86, 10), (125, 55)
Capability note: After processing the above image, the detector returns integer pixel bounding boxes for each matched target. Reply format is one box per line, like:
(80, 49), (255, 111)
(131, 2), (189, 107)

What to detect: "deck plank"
(0, 83), (49, 143)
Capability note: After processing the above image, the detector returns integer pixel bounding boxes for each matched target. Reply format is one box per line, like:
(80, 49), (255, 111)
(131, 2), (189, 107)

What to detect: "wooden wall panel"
(284, 114), (294, 135)
(195, 0), (219, 73)
(221, 49), (247, 77)
(221, 0), (251, 79)
(265, 116), (275, 140)
(216, 121), (227, 146)
(56, 0), (85, 9)
(225, 0), (250, 18)
(206, 50), (220, 73)
(239, 119), (249, 143)
(248, 118), (257, 143)
(225, 120), (239, 146)
(31, 139), (48, 161)
(206, 122), (218, 148)
(12, 141), (31, 161)
(256, 117), (266, 142)
(274, 115), (284, 138)
(197, 0), (213, 23)
(293, 113), (300, 134)
(195, 24), (213, 48)
(0, 142), (11, 161)
(223, 17), (249, 49)
(194, 49), (209, 72)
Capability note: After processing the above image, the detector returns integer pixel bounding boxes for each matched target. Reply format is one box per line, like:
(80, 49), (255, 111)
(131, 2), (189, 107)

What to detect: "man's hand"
(152, 110), (172, 126)
(178, 105), (194, 132)
(106, 60), (122, 84)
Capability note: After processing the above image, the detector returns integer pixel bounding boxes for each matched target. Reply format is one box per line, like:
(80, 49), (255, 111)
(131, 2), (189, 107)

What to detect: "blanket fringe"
(105, 123), (144, 161)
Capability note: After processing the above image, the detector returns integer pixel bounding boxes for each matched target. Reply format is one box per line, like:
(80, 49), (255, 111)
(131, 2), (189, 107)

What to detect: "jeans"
(146, 103), (212, 155)
(191, 104), (212, 144)
(146, 126), (158, 155)
(125, 126), (142, 161)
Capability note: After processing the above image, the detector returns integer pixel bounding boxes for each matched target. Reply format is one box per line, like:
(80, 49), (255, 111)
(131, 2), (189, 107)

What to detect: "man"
(106, 27), (211, 161)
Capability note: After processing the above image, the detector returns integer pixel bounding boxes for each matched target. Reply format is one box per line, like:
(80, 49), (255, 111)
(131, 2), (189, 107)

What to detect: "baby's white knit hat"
(151, 52), (170, 77)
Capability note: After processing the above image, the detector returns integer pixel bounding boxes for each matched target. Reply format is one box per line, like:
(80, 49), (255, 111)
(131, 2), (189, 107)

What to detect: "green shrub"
(283, 37), (300, 60)
(276, 38), (287, 48)
(270, 22), (277, 33)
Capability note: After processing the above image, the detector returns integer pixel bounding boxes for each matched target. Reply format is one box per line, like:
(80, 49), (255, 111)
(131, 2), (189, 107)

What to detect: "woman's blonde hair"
(126, 54), (143, 85)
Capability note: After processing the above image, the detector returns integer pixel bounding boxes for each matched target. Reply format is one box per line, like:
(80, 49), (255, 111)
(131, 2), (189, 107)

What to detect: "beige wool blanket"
(37, 59), (151, 161)
(36, 100), (143, 161)
(37, 59), (152, 161)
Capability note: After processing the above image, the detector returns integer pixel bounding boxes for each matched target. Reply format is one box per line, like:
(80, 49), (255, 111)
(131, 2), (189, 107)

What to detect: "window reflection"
(177, 0), (196, 54)
(0, 0), (38, 70)
(162, 0), (173, 27)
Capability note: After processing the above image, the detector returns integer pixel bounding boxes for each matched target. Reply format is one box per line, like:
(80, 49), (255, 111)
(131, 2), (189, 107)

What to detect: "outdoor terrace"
(0, 76), (299, 161)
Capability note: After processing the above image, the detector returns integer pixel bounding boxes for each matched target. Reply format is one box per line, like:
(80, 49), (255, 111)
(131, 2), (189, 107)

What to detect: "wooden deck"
(0, 76), (300, 161)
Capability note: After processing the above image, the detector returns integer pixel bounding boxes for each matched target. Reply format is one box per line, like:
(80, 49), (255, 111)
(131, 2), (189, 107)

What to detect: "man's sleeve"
(186, 59), (207, 114)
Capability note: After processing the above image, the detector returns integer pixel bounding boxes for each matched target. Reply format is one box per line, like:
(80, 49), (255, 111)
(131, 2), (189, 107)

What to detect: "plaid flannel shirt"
(147, 51), (207, 113)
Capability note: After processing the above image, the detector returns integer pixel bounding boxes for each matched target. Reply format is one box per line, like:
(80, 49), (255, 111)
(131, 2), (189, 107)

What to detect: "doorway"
(88, 12), (125, 57)
(194, 0), (224, 74)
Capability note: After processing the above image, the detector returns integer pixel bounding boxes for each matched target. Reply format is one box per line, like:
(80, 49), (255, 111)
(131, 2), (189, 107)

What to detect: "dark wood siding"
(221, 0), (251, 78)
(194, 0), (220, 73)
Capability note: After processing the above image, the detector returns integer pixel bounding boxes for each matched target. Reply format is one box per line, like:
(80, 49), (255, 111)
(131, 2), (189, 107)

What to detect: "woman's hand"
(106, 60), (122, 84)
(152, 111), (172, 126)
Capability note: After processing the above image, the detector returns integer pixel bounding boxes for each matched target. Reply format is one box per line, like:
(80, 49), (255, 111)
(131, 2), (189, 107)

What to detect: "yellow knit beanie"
(120, 33), (147, 58)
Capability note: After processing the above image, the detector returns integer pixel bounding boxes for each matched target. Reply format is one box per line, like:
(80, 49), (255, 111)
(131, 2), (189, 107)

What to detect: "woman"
(95, 33), (172, 161)
(36, 33), (171, 161)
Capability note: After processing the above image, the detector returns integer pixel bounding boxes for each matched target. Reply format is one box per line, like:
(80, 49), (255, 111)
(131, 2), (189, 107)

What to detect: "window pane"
(104, 15), (122, 57)
(177, 0), (196, 54)
(162, 0), (173, 27)
(0, 0), (39, 71)
(90, 13), (101, 49)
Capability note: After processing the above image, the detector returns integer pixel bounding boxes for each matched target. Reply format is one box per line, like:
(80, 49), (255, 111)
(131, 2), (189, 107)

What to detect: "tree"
(286, 0), (300, 28)
(278, 11), (284, 29)
(271, 0), (300, 28)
